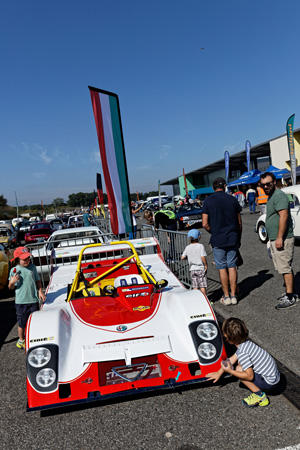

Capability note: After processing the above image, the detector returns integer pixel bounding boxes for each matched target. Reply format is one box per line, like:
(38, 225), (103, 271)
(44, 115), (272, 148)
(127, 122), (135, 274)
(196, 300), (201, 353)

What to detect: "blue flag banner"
(287, 114), (296, 185)
(246, 140), (251, 173)
(224, 151), (230, 184)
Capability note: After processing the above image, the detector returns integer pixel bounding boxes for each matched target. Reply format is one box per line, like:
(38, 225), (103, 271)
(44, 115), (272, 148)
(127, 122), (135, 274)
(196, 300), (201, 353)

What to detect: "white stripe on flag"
(100, 93), (126, 234)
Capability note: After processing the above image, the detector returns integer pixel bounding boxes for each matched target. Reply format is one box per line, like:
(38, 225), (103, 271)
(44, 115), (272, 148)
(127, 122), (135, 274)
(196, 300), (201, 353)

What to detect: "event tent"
(227, 169), (261, 187)
(282, 165), (300, 180)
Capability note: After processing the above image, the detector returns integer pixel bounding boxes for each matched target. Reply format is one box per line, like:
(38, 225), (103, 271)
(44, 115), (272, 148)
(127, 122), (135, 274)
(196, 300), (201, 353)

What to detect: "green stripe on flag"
(109, 96), (132, 231)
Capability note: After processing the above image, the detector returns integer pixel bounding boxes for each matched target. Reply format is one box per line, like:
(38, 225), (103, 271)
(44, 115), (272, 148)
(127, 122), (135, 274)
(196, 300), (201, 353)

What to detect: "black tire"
(176, 220), (183, 231)
(257, 222), (268, 243)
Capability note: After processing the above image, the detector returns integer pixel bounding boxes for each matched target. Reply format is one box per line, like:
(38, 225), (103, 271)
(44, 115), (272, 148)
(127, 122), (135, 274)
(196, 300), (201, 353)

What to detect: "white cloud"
(90, 150), (101, 164)
(159, 144), (171, 159)
(35, 145), (52, 164)
(223, 142), (242, 154)
(34, 172), (46, 178)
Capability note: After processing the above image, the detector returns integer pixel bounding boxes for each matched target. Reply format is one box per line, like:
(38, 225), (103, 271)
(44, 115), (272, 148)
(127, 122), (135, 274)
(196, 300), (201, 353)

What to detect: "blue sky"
(1, 0), (300, 206)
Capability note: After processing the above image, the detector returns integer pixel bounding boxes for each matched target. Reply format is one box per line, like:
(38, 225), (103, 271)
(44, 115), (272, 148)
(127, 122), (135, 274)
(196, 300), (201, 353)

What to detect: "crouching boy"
(207, 317), (280, 407)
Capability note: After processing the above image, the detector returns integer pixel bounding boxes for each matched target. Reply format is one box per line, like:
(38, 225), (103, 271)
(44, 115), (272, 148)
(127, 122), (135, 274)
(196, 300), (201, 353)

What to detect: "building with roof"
(162, 128), (300, 197)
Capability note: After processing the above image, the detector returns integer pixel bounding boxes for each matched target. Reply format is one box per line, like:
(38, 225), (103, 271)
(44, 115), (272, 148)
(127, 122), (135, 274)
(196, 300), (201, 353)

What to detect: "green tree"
(0, 195), (8, 207)
(52, 197), (65, 207)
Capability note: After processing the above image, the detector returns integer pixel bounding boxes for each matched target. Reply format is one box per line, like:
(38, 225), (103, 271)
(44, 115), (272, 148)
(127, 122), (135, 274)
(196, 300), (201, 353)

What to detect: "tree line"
(0, 190), (167, 219)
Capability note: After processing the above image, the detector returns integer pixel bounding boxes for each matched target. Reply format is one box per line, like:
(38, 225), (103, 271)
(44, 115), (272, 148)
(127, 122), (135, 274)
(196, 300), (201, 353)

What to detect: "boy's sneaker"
(242, 392), (269, 407)
(16, 339), (25, 349)
(275, 295), (299, 310)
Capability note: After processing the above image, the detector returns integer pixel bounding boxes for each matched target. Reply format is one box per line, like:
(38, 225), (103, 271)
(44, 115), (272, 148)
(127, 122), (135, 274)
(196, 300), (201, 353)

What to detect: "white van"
(46, 214), (56, 221)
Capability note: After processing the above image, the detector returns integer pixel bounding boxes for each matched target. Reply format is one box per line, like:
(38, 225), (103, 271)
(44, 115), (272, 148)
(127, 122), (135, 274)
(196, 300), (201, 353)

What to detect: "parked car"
(0, 243), (14, 289)
(255, 185), (300, 243)
(25, 238), (228, 411)
(67, 214), (96, 228)
(30, 226), (110, 280)
(25, 222), (55, 244)
(17, 220), (34, 243)
(175, 205), (202, 230)
(49, 218), (66, 230)
(0, 226), (17, 248)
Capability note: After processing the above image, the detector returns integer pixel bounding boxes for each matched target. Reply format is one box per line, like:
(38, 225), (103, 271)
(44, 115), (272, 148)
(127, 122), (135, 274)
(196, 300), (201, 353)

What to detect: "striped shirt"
(236, 340), (280, 385)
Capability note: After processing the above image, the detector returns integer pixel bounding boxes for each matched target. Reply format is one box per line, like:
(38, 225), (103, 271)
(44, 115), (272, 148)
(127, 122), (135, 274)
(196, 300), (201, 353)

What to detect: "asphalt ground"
(0, 209), (300, 450)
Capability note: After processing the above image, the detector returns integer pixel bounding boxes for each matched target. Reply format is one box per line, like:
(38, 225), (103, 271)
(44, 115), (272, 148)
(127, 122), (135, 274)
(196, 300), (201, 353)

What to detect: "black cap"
(213, 177), (226, 190)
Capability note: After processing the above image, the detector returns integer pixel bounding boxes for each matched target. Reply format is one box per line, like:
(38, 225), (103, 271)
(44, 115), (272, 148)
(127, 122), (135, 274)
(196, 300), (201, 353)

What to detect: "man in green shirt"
(260, 172), (297, 310)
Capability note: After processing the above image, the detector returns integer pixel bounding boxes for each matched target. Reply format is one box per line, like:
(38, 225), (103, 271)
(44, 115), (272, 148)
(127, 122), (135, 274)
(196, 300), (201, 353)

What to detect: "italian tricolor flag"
(89, 87), (132, 235)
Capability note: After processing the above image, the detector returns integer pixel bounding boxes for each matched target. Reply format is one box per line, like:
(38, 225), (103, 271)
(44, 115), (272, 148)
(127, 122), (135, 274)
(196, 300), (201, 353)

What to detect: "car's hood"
(69, 289), (160, 327)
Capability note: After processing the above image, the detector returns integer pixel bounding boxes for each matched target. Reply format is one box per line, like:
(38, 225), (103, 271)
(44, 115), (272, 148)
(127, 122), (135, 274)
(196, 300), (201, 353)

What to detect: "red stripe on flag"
(90, 90), (118, 234)
(97, 189), (104, 205)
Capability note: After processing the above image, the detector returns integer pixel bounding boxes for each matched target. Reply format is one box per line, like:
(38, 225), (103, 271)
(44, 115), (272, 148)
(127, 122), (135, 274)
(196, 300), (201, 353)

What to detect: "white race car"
(255, 185), (300, 243)
(26, 238), (228, 411)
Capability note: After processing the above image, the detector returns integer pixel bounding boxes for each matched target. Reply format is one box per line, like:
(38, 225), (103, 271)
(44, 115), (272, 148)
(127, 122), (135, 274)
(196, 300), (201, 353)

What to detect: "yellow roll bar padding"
(67, 241), (157, 302)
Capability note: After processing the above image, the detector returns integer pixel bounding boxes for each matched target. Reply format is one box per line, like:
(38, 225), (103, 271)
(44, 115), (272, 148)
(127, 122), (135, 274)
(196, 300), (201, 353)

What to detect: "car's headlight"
(198, 343), (217, 360)
(36, 368), (56, 388)
(197, 323), (218, 341)
(28, 347), (51, 368)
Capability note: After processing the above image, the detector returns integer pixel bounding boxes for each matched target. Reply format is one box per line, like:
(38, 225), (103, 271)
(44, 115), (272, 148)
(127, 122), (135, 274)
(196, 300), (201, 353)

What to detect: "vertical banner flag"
(158, 180), (161, 208)
(183, 168), (188, 196)
(89, 87), (132, 235)
(15, 191), (19, 219)
(96, 173), (105, 217)
(287, 114), (296, 185)
(136, 191), (139, 202)
(224, 151), (230, 185)
(246, 140), (251, 173)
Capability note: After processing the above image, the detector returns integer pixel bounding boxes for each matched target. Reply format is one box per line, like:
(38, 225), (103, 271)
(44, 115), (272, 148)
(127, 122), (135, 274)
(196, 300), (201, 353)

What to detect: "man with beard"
(260, 171), (298, 309)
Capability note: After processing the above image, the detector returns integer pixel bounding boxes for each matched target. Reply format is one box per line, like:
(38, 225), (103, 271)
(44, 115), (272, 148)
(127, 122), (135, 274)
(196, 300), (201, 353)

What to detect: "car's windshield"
(31, 224), (51, 230)
(0, 229), (9, 237)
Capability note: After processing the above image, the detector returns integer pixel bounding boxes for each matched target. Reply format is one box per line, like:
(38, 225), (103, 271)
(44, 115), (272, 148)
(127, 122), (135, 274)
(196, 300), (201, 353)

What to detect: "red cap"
(12, 247), (31, 260)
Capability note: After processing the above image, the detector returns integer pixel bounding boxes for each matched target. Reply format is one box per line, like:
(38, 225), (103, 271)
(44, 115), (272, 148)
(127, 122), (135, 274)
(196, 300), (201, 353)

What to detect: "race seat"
(114, 274), (144, 288)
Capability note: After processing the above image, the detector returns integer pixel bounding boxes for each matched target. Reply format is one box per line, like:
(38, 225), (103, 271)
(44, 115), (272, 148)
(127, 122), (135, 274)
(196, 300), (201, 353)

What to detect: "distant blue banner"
(224, 151), (230, 184)
(287, 114), (296, 185)
(246, 140), (251, 172)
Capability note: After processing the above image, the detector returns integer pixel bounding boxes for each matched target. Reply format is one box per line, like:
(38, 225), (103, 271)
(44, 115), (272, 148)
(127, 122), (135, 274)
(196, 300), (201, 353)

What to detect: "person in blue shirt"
(202, 177), (242, 306)
(83, 212), (91, 227)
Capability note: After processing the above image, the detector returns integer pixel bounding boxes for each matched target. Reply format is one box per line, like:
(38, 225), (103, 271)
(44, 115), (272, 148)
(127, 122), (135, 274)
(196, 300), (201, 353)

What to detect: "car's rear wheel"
(176, 220), (183, 231)
(257, 222), (268, 243)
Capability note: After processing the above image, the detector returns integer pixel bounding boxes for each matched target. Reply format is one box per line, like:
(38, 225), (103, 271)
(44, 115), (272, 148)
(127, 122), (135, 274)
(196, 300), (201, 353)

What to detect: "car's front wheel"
(257, 221), (268, 243)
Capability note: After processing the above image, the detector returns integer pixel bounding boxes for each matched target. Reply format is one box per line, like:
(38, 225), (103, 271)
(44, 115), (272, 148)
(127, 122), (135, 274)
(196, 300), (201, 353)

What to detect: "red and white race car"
(26, 238), (228, 411)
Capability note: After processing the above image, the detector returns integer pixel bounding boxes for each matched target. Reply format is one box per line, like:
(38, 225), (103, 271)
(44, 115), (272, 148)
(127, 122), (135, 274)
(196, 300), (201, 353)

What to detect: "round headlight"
(28, 347), (51, 368)
(198, 342), (217, 360)
(36, 368), (56, 388)
(197, 323), (218, 341)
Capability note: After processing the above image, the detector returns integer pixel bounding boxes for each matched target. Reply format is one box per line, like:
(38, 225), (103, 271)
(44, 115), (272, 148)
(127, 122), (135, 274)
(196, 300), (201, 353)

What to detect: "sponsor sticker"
(126, 292), (149, 298)
(122, 286), (149, 292)
(190, 313), (212, 319)
(116, 325), (127, 332)
(30, 336), (54, 343)
(133, 305), (150, 312)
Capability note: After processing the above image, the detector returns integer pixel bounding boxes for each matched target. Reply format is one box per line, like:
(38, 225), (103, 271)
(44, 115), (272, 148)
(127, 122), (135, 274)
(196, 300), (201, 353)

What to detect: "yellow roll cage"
(67, 240), (157, 302)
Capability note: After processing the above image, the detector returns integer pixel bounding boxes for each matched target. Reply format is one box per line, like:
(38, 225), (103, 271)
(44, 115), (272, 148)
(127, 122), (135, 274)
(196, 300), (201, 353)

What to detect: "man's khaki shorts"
(269, 237), (294, 274)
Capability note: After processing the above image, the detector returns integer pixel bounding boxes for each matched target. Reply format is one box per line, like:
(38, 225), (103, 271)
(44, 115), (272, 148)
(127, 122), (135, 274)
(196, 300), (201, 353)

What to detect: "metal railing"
(26, 231), (114, 289)
(139, 225), (192, 288)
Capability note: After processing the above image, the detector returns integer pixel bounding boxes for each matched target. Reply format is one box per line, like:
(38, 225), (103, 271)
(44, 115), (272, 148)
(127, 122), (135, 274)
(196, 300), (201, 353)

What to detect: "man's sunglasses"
(260, 181), (274, 188)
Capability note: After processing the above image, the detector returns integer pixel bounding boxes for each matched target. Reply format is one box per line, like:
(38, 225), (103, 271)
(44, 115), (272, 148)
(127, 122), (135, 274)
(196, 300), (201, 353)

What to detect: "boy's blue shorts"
(15, 303), (39, 329)
(254, 372), (279, 391)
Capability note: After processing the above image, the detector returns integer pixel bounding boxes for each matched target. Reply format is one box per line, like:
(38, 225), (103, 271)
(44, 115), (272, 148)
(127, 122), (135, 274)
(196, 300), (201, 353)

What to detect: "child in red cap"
(8, 247), (46, 349)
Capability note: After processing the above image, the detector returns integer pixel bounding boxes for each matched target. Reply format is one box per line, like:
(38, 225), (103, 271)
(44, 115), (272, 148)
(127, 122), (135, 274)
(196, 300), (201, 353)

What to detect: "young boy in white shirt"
(181, 229), (208, 295)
